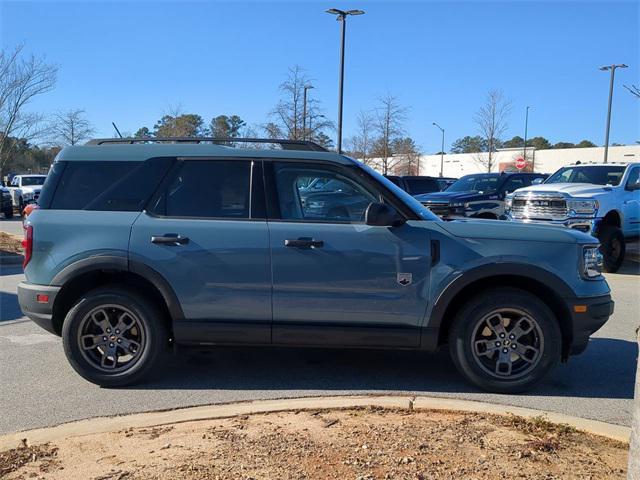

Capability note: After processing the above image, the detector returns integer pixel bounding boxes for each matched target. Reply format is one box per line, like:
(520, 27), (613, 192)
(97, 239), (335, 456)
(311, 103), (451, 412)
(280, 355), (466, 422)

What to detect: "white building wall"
(416, 145), (639, 177)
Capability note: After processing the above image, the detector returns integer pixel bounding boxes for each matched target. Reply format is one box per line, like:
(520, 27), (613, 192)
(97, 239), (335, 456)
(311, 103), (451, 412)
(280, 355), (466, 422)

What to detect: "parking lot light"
(432, 122), (445, 177)
(599, 64), (628, 163)
(326, 8), (365, 153)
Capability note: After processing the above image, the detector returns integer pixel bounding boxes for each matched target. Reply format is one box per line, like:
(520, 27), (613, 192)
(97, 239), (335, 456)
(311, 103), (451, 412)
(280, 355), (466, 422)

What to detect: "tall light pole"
(302, 84), (314, 141)
(523, 106), (530, 162)
(326, 8), (365, 153)
(599, 64), (628, 163)
(432, 122), (445, 177)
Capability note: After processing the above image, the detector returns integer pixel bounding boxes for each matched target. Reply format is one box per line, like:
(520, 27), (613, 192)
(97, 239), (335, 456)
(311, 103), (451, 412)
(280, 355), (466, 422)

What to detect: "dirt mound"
(2, 407), (628, 479)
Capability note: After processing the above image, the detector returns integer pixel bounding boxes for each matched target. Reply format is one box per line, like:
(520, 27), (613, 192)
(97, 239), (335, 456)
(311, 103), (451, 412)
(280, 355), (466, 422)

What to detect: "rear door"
(129, 159), (272, 345)
(266, 160), (431, 348)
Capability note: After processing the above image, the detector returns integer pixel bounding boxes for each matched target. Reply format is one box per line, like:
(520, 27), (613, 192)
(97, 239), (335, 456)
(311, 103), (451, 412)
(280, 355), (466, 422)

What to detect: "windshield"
(20, 176), (46, 186)
(545, 166), (626, 186)
(446, 174), (500, 194)
(358, 163), (440, 221)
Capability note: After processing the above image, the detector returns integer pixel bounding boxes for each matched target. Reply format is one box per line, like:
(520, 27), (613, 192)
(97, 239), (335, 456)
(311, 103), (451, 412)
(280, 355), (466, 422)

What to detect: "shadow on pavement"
(0, 292), (22, 322)
(139, 337), (637, 400)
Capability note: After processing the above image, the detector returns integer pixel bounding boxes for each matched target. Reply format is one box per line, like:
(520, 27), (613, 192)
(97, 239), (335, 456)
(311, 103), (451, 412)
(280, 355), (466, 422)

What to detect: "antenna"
(112, 122), (123, 138)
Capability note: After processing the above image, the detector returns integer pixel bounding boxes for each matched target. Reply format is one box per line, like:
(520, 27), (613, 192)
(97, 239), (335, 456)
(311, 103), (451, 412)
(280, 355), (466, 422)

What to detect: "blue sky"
(1, 0), (638, 152)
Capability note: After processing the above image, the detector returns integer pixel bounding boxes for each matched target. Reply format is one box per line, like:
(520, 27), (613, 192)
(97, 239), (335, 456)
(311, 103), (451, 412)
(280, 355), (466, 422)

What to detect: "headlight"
(567, 199), (598, 216)
(505, 195), (513, 211)
(582, 246), (603, 278)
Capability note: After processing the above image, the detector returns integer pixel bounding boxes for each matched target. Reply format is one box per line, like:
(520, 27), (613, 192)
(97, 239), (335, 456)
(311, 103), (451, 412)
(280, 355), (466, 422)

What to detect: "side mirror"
(532, 177), (544, 185)
(626, 182), (640, 191)
(365, 202), (405, 227)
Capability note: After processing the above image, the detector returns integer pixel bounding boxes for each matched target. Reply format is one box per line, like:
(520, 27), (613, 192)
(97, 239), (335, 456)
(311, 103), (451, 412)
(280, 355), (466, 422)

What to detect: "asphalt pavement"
(1, 217), (639, 435)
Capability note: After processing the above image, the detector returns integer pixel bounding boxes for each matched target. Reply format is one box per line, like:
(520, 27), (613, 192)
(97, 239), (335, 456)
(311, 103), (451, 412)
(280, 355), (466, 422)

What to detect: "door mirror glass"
(365, 202), (405, 227)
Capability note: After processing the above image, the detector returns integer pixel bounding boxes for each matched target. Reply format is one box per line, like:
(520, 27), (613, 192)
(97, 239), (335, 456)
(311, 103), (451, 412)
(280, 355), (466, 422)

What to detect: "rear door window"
(148, 160), (253, 219)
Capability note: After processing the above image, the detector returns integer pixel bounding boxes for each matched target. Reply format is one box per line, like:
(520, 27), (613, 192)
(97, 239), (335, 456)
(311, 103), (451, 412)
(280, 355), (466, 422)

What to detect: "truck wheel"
(448, 288), (561, 393)
(598, 226), (625, 273)
(2, 208), (12, 219)
(62, 287), (167, 387)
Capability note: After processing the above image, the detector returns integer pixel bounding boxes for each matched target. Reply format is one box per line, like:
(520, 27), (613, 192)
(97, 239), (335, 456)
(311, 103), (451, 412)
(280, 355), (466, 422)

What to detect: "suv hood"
(513, 182), (613, 198)
(415, 190), (491, 202)
(436, 218), (593, 244)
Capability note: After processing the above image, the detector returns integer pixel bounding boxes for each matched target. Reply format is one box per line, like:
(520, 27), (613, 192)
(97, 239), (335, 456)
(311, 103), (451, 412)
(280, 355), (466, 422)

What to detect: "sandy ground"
(1, 407), (628, 480)
(0, 232), (21, 256)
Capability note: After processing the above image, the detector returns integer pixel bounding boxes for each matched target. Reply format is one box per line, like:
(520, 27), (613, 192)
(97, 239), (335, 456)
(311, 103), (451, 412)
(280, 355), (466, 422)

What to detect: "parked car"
(436, 177), (458, 191)
(1, 183), (13, 218)
(507, 162), (640, 272)
(415, 172), (548, 219)
(19, 137), (612, 393)
(384, 175), (443, 195)
(7, 174), (47, 212)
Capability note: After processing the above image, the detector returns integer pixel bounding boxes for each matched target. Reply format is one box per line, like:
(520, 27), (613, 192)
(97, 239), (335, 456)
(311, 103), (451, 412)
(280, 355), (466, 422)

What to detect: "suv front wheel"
(448, 288), (561, 393)
(62, 287), (167, 387)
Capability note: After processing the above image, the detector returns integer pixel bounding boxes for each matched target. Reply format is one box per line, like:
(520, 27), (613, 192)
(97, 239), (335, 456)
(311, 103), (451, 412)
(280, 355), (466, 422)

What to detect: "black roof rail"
(86, 137), (329, 152)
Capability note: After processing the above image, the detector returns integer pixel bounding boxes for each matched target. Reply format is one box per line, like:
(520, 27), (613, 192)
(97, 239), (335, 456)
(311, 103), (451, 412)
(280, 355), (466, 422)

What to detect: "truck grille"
(421, 201), (450, 217)
(511, 195), (567, 220)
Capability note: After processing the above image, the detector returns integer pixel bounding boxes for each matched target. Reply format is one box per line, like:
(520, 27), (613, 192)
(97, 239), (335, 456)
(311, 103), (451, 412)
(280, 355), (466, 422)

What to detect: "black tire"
(62, 287), (168, 387)
(598, 225), (625, 273)
(448, 288), (561, 393)
(2, 208), (12, 219)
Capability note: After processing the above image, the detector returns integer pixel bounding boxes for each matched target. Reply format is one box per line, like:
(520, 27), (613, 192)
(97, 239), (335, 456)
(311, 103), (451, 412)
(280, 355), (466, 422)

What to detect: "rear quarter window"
(46, 158), (173, 211)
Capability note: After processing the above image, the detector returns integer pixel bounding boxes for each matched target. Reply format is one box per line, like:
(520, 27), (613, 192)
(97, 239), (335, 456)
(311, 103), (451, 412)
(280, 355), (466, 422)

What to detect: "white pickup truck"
(7, 174), (47, 213)
(507, 163), (640, 272)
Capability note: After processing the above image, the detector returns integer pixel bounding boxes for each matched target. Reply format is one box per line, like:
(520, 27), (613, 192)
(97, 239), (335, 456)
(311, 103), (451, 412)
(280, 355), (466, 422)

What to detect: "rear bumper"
(17, 282), (61, 335)
(568, 293), (614, 355)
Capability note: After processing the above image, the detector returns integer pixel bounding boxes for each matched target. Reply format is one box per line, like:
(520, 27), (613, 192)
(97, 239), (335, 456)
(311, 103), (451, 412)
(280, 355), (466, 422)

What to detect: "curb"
(0, 395), (630, 451)
(0, 254), (23, 266)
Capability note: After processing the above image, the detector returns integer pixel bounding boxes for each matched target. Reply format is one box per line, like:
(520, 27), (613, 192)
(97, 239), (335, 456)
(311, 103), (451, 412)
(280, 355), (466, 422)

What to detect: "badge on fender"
(397, 273), (412, 286)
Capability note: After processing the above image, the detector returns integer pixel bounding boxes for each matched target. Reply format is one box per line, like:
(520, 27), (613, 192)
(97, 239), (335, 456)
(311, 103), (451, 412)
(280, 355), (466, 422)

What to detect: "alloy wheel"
(77, 304), (146, 373)
(470, 308), (544, 380)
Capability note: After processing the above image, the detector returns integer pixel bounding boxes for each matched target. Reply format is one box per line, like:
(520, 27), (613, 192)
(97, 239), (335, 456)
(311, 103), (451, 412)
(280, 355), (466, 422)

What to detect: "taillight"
(22, 225), (33, 269)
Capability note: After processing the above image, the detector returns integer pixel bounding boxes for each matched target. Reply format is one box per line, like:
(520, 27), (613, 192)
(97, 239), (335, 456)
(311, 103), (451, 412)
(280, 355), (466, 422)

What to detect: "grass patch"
(0, 232), (22, 256)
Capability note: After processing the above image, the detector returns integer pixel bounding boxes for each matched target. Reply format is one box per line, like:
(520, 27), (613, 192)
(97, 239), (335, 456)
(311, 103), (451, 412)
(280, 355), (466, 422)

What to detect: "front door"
(129, 159), (271, 345)
(622, 166), (640, 236)
(267, 161), (432, 347)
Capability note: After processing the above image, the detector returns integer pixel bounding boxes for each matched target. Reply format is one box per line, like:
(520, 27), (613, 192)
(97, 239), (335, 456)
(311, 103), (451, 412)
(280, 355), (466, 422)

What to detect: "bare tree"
(271, 65), (333, 142)
(50, 109), (95, 146)
(624, 84), (640, 99)
(346, 110), (375, 165)
(373, 93), (407, 174)
(0, 44), (57, 177)
(473, 89), (512, 172)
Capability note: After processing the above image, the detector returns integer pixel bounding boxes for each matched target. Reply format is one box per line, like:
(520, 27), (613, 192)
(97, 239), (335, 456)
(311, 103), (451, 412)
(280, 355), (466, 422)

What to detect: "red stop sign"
(515, 157), (527, 170)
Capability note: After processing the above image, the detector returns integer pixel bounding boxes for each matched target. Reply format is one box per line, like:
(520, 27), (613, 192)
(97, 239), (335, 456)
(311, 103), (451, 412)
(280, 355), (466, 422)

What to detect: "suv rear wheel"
(62, 287), (167, 387)
(448, 288), (561, 393)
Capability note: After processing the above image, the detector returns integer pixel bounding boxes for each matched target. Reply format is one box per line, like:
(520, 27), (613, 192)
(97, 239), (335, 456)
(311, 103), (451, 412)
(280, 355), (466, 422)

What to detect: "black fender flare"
(421, 262), (574, 350)
(51, 255), (184, 322)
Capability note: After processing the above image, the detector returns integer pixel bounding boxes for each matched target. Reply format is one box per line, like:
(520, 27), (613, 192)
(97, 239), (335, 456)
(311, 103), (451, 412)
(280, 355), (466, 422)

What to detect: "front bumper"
(17, 282), (61, 335)
(507, 215), (600, 236)
(567, 293), (614, 355)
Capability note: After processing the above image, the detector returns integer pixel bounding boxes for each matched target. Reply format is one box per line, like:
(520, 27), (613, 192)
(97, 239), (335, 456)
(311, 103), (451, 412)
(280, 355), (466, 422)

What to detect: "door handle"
(151, 234), (190, 246)
(284, 238), (324, 249)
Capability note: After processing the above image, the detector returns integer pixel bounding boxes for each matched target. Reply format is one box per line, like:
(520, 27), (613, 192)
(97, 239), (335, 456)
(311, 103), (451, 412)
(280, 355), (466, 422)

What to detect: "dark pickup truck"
(416, 172), (547, 220)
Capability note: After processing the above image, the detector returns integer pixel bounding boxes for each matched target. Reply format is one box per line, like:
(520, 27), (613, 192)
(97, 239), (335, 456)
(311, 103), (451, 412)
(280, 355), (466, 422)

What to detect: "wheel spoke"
(99, 348), (118, 369)
(80, 334), (108, 351)
(474, 339), (500, 357)
(495, 349), (513, 376)
(118, 337), (141, 355)
(114, 312), (136, 334)
(485, 313), (507, 338)
(513, 344), (538, 363)
(90, 309), (111, 333)
(510, 316), (535, 341)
